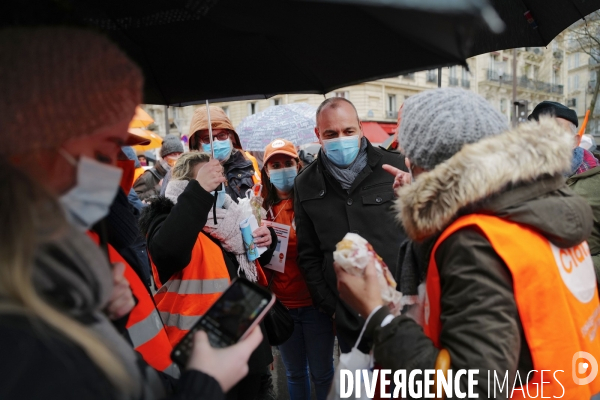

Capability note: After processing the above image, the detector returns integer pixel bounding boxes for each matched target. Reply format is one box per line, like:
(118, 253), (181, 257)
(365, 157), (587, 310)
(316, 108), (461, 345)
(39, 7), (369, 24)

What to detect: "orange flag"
(579, 110), (590, 137)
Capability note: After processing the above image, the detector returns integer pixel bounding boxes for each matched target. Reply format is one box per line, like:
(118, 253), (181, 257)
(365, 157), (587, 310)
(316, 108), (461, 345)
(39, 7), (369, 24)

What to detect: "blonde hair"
(172, 151), (211, 180)
(0, 162), (132, 393)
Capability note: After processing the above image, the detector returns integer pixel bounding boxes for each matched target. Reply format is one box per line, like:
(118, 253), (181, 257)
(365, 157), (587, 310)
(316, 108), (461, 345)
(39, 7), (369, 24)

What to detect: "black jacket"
(95, 188), (152, 288)
(223, 150), (255, 200)
(294, 140), (407, 349)
(133, 162), (168, 202)
(139, 180), (276, 374)
(0, 315), (224, 400)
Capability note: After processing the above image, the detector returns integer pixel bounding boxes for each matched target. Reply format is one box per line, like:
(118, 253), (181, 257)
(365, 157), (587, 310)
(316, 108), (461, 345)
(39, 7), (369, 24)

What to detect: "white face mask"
(58, 150), (122, 231)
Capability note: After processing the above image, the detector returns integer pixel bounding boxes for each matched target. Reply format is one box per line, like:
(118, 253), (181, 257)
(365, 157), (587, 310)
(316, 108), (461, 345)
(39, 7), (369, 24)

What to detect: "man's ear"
(315, 127), (324, 146)
(358, 120), (364, 139)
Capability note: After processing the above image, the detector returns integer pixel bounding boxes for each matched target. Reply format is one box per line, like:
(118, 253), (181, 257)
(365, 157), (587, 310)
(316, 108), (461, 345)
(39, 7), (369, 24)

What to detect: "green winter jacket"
(363, 120), (594, 399)
(567, 165), (600, 282)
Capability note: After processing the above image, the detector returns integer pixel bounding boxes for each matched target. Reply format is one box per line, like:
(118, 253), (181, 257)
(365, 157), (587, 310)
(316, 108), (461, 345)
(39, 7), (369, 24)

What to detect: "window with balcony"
(449, 66), (458, 86)
(426, 69), (437, 83)
(387, 94), (397, 119)
(490, 53), (499, 71)
(552, 69), (560, 85)
(248, 102), (258, 115)
(461, 67), (470, 88)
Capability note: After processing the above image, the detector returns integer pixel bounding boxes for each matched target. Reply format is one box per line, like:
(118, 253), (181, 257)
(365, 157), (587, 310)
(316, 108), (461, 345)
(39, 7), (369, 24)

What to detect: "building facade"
(144, 31), (599, 143)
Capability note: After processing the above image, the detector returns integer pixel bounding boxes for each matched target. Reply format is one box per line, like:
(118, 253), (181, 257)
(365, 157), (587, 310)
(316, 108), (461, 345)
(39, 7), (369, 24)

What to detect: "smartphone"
(171, 278), (275, 368)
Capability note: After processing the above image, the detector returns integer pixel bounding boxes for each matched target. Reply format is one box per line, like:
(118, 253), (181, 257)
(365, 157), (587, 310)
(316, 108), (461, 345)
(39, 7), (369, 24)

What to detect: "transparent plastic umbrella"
(237, 103), (317, 151)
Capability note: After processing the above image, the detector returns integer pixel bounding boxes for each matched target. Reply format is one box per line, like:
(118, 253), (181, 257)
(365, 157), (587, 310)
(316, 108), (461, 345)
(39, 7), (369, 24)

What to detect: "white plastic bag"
(327, 323), (374, 400)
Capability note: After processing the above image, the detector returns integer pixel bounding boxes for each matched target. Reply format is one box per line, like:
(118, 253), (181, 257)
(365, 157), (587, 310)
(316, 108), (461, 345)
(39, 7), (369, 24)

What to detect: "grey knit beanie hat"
(160, 134), (184, 158)
(399, 88), (509, 171)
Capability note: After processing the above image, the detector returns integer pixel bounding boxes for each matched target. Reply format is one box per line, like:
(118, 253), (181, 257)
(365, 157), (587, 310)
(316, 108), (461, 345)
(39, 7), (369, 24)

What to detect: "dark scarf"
(320, 137), (368, 190)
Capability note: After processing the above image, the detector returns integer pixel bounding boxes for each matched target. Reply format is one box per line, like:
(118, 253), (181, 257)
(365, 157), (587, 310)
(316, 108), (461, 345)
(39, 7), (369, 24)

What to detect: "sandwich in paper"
(334, 233), (402, 316)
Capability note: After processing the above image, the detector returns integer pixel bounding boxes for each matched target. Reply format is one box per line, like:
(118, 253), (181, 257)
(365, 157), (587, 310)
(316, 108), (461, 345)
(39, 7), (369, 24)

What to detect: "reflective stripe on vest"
(424, 214), (600, 399)
(152, 232), (230, 347)
(157, 278), (230, 295)
(87, 232), (179, 377)
(159, 312), (201, 331)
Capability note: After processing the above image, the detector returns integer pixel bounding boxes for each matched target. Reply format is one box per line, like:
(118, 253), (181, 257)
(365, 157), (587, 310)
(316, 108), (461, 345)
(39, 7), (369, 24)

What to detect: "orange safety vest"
(152, 232), (230, 347)
(87, 232), (179, 377)
(133, 167), (145, 184)
(245, 151), (262, 185)
(423, 214), (600, 399)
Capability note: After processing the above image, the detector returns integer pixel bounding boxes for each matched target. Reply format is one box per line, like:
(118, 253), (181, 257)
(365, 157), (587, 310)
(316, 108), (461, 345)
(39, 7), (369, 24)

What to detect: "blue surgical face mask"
(269, 166), (297, 192)
(202, 139), (232, 161)
(210, 186), (227, 209)
(322, 136), (360, 167)
(58, 150), (122, 231)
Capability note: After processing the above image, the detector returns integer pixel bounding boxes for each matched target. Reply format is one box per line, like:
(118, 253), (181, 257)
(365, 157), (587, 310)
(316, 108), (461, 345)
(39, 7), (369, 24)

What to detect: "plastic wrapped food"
(334, 233), (402, 316)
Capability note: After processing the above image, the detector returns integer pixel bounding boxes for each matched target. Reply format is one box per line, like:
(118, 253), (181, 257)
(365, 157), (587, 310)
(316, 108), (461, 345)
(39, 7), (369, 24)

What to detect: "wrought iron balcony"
(518, 76), (563, 94)
(486, 69), (512, 82)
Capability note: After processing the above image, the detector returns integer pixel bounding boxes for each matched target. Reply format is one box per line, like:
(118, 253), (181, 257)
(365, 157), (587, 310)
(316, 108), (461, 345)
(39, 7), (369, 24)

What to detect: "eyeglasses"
(199, 131), (230, 144)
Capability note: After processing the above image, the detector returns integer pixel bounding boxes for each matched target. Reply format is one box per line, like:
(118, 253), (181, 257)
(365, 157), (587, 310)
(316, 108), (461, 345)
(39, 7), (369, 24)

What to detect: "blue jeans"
(278, 306), (335, 400)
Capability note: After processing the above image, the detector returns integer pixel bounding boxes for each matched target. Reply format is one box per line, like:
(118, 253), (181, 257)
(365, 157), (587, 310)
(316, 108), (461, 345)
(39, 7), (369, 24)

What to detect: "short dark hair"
(316, 97), (360, 125)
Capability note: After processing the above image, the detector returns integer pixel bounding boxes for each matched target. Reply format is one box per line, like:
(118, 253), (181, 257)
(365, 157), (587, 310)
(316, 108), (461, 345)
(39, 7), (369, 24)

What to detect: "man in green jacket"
(529, 101), (600, 284)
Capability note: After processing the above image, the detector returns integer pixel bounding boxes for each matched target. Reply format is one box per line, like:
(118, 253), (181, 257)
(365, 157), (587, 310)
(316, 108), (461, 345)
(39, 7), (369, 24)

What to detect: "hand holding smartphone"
(186, 327), (263, 393)
(171, 278), (275, 368)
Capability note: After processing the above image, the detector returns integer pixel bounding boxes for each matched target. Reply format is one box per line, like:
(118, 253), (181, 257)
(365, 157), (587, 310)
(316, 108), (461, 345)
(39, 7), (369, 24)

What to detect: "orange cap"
(263, 139), (298, 165)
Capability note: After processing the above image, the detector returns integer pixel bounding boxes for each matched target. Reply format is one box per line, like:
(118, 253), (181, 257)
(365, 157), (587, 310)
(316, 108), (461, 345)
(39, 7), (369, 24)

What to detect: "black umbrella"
(3, 0), (600, 105)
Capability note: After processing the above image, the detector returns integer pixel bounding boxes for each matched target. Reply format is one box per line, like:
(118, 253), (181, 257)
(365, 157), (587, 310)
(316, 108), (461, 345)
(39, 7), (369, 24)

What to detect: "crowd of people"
(2, 24), (600, 400)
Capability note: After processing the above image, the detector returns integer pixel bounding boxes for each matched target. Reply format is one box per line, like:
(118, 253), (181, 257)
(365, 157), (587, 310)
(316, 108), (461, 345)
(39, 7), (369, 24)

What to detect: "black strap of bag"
(263, 271), (294, 346)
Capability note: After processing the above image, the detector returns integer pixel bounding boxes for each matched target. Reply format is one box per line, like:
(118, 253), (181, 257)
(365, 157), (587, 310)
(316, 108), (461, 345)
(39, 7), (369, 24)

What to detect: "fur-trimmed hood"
(396, 118), (579, 242)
